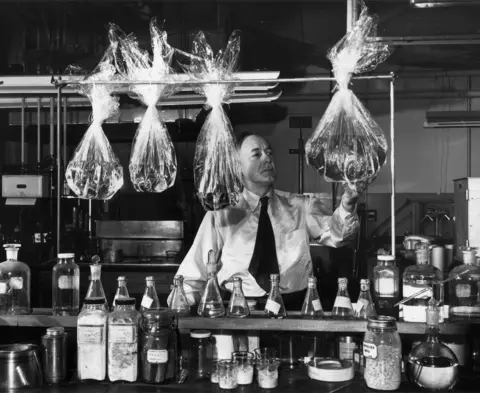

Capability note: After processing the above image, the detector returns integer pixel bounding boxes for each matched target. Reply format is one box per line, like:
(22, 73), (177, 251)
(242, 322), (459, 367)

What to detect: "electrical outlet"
(367, 209), (377, 222)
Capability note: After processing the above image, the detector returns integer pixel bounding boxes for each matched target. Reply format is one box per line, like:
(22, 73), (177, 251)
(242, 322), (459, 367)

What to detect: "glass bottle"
(198, 250), (225, 318)
(264, 274), (286, 319)
(112, 276), (129, 311)
(332, 277), (353, 319)
(169, 275), (191, 316)
(227, 277), (249, 318)
(189, 330), (213, 380)
(108, 297), (140, 382)
(85, 263), (108, 311)
(77, 297), (107, 381)
(407, 298), (459, 391)
(52, 253), (80, 316)
(373, 255), (400, 319)
(141, 276), (161, 312)
(301, 276), (324, 318)
(0, 244), (31, 315)
(354, 279), (376, 320)
(402, 246), (442, 323)
(448, 249), (480, 320)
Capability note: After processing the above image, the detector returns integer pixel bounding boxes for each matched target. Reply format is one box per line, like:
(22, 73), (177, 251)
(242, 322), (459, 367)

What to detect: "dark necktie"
(248, 196), (279, 292)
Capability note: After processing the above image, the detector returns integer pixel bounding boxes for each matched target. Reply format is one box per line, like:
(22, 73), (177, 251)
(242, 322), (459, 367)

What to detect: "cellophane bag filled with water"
(65, 39), (123, 200)
(119, 20), (177, 193)
(182, 31), (243, 211)
(305, 7), (392, 188)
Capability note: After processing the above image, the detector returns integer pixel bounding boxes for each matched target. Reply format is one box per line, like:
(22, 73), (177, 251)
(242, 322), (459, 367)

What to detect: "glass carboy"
(373, 254), (399, 318)
(52, 253), (79, 316)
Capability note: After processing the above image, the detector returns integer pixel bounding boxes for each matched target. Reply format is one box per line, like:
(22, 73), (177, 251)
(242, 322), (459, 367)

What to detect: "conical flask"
(141, 276), (161, 312)
(301, 276), (324, 318)
(264, 273), (287, 319)
(227, 277), (249, 318)
(354, 279), (376, 320)
(198, 250), (225, 318)
(169, 275), (191, 316)
(332, 277), (353, 319)
(84, 263), (108, 311)
(112, 276), (130, 311)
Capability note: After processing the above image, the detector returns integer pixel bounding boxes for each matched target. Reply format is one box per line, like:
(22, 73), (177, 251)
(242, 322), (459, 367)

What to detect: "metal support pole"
(346, 0), (359, 32)
(298, 129), (304, 194)
(20, 97), (25, 173)
(56, 89), (62, 256)
(37, 97), (41, 170)
(467, 76), (472, 177)
(390, 73), (396, 257)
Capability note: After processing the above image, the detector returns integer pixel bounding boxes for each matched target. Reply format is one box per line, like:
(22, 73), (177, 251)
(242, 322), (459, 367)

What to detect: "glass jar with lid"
(363, 316), (402, 391)
(449, 249), (480, 320)
(189, 330), (213, 380)
(52, 253), (79, 316)
(140, 308), (178, 384)
(108, 298), (140, 382)
(373, 255), (399, 318)
(402, 246), (442, 323)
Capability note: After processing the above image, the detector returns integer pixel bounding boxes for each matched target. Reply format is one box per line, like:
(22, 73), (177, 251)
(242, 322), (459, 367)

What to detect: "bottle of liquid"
(0, 244), (31, 315)
(332, 277), (353, 319)
(141, 276), (161, 312)
(198, 250), (225, 318)
(112, 276), (129, 311)
(354, 279), (376, 320)
(169, 275), (191, 316)
(52, 253), (80, 316)
(301, 276), (323, 318)
(84, 262), (108, 311)
(227, 277), (249, 318)
(264, 274), (286, 319)
(407, 298), (459, 391)
(373, 255), (400, 319)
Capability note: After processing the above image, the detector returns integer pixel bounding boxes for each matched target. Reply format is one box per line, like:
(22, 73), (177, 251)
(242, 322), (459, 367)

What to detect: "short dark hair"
(236, 131), (255, 149)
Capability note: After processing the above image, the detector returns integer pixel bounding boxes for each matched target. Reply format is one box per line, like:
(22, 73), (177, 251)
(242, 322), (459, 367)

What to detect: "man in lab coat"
(169, 132), (363, 309)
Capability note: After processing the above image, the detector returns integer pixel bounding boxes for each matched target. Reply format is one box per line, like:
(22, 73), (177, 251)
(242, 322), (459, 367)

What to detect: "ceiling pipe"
(346, 0), (359, 32)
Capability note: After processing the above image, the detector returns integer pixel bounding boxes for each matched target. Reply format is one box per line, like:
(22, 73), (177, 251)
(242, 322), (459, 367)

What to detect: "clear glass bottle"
(85, 263), (108, 311)
(407, 298), (459, 391)
(198, 250), (225, 318)
(52, 253), (80, 316)
(169, 275), (191, 316)
(189, 330), (213, 380)
(354, 279), (376, 320)
(301, 276), (324, 318)
(77, 297), (107, 381)
(402, 247), (442, 323)
(373, 255), (399, 319)
(108, 297), (140, 382)
(332, 277), (353, 319)
(112, 276), (129, 311)
(264, 274), (286, 319)
(0, 244), (31, 315)
(141, 276), (161, 312)
(227, 277), (249, 318)
(449, 249), (480, 320)
(363, 316), (402, 391)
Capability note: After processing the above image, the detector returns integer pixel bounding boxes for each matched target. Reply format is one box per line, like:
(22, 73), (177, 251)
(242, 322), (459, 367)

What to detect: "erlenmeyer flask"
(301, 276), (324, 318)
(332, 277), (353, 319)
(265, 274), (286, 319)
(227, 277), (249, 318)
(354, 279), (376, 320)
(112, 276), (130, 311)
(140, 276), (161, 312)
(198, 250), (225, 318)
(85, 263), (108, 311)
(169, 275), (191, 316)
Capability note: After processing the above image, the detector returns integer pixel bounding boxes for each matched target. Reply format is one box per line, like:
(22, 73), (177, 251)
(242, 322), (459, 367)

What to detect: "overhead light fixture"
(424, 111), (480, 128)
(411, 0), (480, 7)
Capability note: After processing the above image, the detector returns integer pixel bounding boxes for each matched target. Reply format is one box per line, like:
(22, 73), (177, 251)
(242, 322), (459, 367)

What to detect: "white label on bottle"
(265, 299), (281, 314)
(363, 342), (377, 359)
(402, 305), (427, 323)
(78, 326), (104, 344)
(339, 341), (355, 360)
(333, 296), (351, 309)
(376, 278), (395, 297)
(141, 295), (153, 309)
(147, 349), (168, 364)
(403, 284), (432, 299)
(9, 277), (23, 290)
(58, 275), (73, 289)
(109, 325), (134, 343)
(456, 284), (471, 298)
(312, 299), (322, 311)
(0, 282), (7, 294)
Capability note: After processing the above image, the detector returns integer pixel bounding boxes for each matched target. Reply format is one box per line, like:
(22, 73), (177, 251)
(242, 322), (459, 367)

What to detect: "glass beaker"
(218, 359), (238, 390)
(232, 351), (254, 385)
(255, 348), (280, 389)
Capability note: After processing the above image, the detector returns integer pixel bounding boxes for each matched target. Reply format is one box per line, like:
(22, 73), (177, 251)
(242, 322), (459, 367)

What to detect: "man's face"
(238, 135), (276, 186)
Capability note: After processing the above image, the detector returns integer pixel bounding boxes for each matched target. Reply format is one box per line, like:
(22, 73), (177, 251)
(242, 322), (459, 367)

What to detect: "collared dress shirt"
(170, 188), (359, 305)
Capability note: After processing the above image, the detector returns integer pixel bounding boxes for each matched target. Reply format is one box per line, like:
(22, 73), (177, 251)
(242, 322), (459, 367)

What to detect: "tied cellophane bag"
(119, 20), (177, 192)
(305, 7), (392, 188)
(65, 40), (123, 200)
(182, 31), (243, 211)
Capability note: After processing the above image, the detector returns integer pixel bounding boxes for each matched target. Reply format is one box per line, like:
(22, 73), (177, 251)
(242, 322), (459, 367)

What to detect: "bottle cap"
(58, 253), (74, 259)
(233, 277), (242, 283)
(367, 316), (397, 331)
(308, 277), (317, 284)
(377, 255), (395, 261)
(360, 279), (369, 285)
(115, 298), (136, 306)
(117, 276), (126, 281)
(338, 277), (348, 285)
(270, 273), (279, 281)
(146, 276), (155, 281)
(174, 274), (184, 281)
(46, 327), (65, 336)
(3, 244), (20, 250)
(190, 330), (211, 339)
